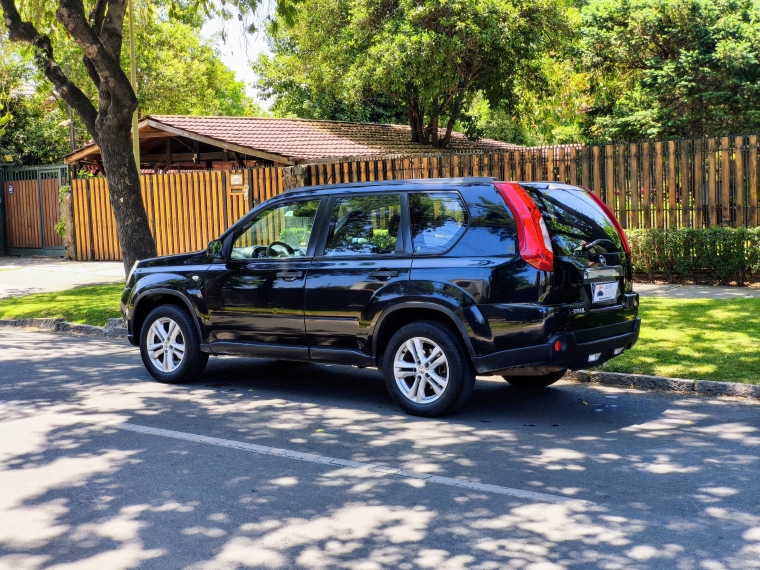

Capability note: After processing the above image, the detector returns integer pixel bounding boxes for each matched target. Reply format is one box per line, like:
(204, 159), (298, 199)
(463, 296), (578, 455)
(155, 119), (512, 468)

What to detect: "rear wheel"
(140, 305), (209, 384)
(382, 321), (475, 417)
(503, 369), (567, 389)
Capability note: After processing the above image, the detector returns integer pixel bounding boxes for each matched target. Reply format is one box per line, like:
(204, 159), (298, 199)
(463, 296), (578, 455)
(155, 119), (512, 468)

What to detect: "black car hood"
(138, 250), (210, 269)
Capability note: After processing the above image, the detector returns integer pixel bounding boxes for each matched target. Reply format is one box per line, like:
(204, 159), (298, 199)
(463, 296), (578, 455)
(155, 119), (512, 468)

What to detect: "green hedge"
(626, 228), (760, 284)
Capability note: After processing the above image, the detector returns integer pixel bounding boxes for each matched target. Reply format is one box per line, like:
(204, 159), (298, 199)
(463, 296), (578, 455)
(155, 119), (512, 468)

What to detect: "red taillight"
(495, 182), (554, 272)
(580, 186), (631, 256)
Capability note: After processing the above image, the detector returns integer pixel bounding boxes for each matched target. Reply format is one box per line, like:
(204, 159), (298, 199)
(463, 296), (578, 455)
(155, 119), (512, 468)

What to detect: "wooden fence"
(71, 167), (282, 260)
(305, 134), (760, 230)
(70, 133), (760, 260)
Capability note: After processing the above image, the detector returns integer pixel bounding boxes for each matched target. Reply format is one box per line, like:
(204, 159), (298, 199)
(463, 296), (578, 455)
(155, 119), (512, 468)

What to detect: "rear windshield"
(521, 184), (623, 256)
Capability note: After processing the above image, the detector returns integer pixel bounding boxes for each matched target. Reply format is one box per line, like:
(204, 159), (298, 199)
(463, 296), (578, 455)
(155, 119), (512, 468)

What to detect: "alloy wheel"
(146, 317), (185, 373)
(393, 336), (450, 404)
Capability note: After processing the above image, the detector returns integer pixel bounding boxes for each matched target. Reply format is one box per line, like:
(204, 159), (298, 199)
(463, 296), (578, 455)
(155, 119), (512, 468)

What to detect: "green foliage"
(257, 0), (572, 147)
(0, 283), (123, 326)
(55, 184), (71, 238)
(368, 228), (396, 251)
(580, 0), (760, 141)
(626, 228), (760, 285)
(602, 297), (760, 382)
(0, 37), (71, 164)
(279, 226), (312, 246)
(459, 58), (587, 145)
(253, 32), (407, 123)
(53, 17), (261, 117)
(0, 93), (72, 166)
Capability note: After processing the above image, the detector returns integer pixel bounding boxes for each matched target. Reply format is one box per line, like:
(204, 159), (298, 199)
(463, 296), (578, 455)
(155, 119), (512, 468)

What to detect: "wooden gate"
(0, 166), (67, 256)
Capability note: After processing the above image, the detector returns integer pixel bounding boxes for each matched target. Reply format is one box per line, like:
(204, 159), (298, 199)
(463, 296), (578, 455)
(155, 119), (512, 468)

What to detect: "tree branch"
(56, 0), (136, 117)
(100, 0), (128, 59)
(89, 0), (107, 32)
(0, 0), (98, 135)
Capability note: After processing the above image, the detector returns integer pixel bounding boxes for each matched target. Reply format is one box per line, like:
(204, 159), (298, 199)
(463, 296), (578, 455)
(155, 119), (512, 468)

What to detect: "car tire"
(140, 304), (209, 384)
(382, 321), (475, 417)
(503, 369), (567, 389)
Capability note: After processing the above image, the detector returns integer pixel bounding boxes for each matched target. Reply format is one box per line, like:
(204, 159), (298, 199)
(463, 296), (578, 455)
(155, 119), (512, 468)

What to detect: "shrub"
(626, 227), (760, 285)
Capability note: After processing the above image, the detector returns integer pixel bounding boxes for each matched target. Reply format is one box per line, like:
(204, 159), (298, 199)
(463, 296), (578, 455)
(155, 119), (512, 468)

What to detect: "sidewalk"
(0, 257), (124, 299)
(635, 283), (760, 299)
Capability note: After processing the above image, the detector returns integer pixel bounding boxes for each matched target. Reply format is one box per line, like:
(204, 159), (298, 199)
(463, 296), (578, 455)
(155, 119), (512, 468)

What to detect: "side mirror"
(208, 239), (224, 259)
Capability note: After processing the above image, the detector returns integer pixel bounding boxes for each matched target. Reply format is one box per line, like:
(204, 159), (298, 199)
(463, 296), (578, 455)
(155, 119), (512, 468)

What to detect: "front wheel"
(503, 369), (567, 389)
(382, 321), (475, 417)
(140, 305), (209, 384)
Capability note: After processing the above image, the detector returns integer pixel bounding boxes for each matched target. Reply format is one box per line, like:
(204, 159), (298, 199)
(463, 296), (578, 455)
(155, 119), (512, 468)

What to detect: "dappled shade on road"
(0, 330), (759, 569)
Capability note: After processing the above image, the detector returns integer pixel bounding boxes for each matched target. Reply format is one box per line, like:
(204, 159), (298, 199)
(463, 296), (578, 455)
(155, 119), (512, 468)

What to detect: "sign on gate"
(7, 184), (13, 195)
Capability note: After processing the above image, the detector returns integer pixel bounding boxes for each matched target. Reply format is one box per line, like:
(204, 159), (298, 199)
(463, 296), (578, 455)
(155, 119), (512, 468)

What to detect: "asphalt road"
(0, 329), (758, 570)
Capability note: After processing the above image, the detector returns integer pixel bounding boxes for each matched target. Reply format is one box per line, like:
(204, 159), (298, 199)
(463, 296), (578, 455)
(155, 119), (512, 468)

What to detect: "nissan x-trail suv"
(123, 178), (640, 416)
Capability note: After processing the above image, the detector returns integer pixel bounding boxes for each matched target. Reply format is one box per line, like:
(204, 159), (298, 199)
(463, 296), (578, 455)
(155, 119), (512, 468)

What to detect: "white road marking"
(116, 422), (587, 505)
(0, 401), (587, 505)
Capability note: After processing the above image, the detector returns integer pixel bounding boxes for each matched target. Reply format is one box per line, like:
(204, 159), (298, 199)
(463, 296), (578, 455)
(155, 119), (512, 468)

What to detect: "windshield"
(521, 185), (623, 256)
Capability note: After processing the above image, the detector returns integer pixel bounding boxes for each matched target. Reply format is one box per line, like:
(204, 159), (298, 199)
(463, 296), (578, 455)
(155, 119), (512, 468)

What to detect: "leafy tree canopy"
(256, 0), (572, 148)
(580, 0), (760, 141)
(0, 0), (278, 271)
(1, 15), (263, 166)
(253, 29), (407, 124)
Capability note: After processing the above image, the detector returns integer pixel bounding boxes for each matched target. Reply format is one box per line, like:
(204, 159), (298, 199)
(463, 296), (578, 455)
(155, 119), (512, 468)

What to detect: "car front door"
(205, 198), (324, 357)
(304, 193), (412, 362)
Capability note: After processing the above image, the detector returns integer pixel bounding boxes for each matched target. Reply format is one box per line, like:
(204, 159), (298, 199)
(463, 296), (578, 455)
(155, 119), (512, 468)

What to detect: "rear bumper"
(471, 318), (641, 375)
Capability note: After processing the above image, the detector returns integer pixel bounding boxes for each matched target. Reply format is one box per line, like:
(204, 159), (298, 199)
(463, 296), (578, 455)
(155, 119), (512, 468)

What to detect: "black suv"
(123, 178), (640, 416)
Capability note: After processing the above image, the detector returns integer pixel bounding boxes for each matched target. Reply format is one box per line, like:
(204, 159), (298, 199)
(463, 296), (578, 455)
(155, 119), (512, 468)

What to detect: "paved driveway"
(0, 329), (758, 569)
(0, 258), (124, 299)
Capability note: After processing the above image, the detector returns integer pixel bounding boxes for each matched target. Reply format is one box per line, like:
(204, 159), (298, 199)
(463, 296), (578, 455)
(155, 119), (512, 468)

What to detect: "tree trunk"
(0, 0), (157, 278)
(97, 119), (156, 274)
(407, 104), (426, 144)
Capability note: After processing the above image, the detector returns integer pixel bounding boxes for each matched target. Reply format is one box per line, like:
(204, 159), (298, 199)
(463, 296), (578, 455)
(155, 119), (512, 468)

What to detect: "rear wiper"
(575, 238), (616, 252)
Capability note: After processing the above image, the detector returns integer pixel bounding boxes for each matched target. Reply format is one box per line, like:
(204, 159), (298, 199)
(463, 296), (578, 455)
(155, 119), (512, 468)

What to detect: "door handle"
(367, 269), (399, 280)
(275, 270), (304, 280)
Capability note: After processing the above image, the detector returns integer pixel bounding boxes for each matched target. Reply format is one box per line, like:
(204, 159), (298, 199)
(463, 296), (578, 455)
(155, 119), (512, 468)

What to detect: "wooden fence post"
(707, 137), (718, 226)
(668, 140), (677, 229)
(721, 136), (731, 225)
(654, 142), (664, 229)
(629, 143), (639, 229)
(735, 135), (745, 227)
(694, 139), (704, 228)
(680, 140), (690, 229)
(749, 135), (758, 227)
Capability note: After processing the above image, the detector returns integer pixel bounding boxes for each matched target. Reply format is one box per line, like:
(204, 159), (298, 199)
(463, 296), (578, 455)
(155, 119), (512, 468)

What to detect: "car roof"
(281, 176), (498, 197)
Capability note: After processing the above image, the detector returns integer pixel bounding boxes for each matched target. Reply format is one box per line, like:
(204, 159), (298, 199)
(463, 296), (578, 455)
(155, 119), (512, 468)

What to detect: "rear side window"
(409, 192), (468, 254)
(522, 185), (623, 255)
(324, 195), (401, 256)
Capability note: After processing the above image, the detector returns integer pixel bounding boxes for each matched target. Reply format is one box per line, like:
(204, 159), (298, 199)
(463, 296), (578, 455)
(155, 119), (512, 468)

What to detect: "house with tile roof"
(65, 115), (517, 173)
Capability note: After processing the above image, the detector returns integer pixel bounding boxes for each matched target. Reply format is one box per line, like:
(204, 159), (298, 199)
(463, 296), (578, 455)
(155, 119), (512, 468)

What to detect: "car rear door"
(303, 192), (412, 362)
(519, 183), (636, 329)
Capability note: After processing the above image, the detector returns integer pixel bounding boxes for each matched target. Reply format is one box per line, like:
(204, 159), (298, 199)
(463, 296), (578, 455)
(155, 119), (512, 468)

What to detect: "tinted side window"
(231, 200), (320, 259)
(409, 192), (468, 254)
(446, 190), (517, 256)
(324, 195), (401, 256)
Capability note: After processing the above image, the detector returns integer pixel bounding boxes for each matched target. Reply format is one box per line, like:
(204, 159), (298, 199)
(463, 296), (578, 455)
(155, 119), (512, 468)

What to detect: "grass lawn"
(0, 283), (124, 326)
(602, 297), (760, 383)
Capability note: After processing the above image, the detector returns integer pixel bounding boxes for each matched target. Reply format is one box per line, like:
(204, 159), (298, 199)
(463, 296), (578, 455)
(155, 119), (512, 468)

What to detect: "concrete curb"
(566, 370), (760, 400)
(0, 317), (127, 338)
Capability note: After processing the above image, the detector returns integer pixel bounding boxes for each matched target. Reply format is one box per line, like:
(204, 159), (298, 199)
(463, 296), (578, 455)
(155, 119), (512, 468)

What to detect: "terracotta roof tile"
(146, 115), (516, 163)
